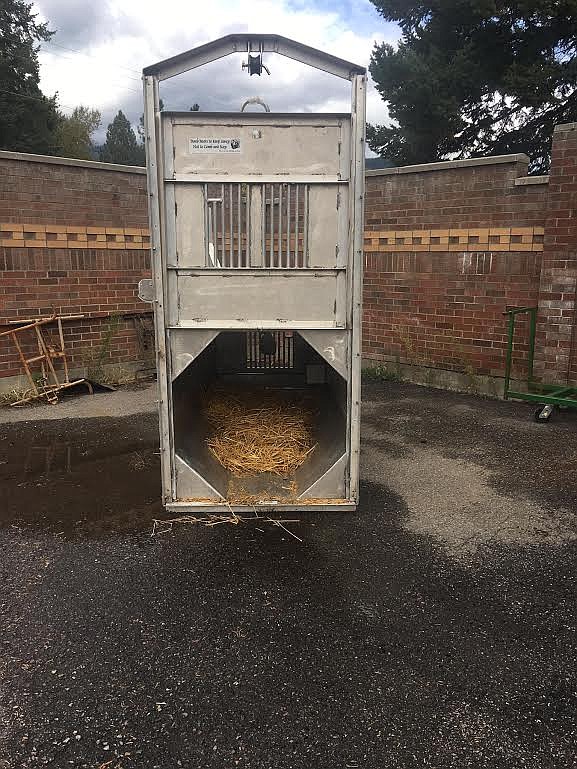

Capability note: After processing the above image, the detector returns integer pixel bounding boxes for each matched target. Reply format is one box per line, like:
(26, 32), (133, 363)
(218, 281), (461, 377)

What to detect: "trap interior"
(172, 331), (347, 502)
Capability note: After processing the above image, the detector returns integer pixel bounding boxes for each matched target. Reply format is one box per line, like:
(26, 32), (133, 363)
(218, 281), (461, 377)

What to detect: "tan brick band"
(364, 226), (544, 253)
(0, 224), (151, 250)
(1, 224), (544, 254)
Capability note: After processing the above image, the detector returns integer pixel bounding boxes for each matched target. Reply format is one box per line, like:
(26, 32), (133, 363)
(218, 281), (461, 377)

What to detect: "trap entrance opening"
(172, 331), (346, 502)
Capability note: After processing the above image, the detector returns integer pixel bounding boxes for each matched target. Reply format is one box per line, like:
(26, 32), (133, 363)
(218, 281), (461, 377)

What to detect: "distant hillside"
(365, 157), (395, 170)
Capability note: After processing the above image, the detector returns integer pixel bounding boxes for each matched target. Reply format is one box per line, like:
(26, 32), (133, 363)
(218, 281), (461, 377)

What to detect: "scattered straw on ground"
(152, 513), (303, 541)
(203, 390), (316, 477)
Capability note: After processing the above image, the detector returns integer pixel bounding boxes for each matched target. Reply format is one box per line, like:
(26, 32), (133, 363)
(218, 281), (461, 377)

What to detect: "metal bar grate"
(205, 182), (308, 269)
(205, 183), (250, 267)
(245, 331), (294, 369)
(263, 183), (308, 268)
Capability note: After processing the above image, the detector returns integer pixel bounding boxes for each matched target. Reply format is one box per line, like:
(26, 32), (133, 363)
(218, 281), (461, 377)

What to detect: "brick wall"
(0, 153), (151, 384)
(533, 124), (577, 384)
(1, 127), (576, 394)
(363, 154), (550, 387)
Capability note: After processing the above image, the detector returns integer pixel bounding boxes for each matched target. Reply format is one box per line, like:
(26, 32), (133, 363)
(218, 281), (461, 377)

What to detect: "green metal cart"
(504, 306), (577, 421)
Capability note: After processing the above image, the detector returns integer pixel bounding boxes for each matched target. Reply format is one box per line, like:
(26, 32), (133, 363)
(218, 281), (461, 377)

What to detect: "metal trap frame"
(142, 34), (366, 511)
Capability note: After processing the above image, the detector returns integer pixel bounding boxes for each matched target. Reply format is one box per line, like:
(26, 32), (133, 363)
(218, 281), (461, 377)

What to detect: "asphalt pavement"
(0, 380), (575, 768)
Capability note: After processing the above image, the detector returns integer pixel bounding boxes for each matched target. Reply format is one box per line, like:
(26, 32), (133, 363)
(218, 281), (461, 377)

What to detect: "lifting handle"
(240, 96), (270, 112)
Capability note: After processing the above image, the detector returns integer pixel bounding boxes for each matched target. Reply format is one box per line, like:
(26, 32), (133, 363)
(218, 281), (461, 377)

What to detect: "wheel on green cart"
(534, 404), (555, 422)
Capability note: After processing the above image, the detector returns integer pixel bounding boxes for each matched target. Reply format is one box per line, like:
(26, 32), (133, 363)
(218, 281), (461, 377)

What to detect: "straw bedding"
(203, 390), (317, 477)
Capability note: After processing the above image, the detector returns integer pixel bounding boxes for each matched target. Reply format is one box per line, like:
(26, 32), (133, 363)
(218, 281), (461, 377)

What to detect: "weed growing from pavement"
(363, 364), (404, 382)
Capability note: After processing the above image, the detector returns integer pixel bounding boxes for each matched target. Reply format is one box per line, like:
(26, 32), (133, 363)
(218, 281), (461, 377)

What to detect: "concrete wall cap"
(0, 150), (146, 175)
(366, 153), (530, 178)
(553, 122), (577, 133)
(515, 175), (549, 186)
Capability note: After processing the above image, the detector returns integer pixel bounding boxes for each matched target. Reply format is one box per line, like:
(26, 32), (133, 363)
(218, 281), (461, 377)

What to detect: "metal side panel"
(174, 455), (224, 501)
(299, 453), (347, 499)
(307, 184), (349, 268)
(176, 271), (346, 327)
(299, 329), (348, 380)
(170, 120), (346, 177)
(173, 185), (206, 267)
(170, 329), (218, 380)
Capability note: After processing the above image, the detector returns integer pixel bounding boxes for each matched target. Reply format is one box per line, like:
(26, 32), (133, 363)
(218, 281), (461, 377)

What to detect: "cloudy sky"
(33, 0), (399, 143)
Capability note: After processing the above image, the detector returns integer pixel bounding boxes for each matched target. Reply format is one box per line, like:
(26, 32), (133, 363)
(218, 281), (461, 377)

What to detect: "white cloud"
(34, 0), (397, 141)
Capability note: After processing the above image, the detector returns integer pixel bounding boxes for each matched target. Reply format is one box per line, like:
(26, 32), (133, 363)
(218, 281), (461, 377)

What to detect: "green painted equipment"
(503, 306), (577, 421)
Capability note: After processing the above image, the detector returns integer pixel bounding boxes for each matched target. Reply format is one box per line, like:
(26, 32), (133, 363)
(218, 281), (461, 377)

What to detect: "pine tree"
(100, 110), (142, 166)
(57, 106), (101, 160)
(0, 0), (60, 154)
(368, 0), (577, 173)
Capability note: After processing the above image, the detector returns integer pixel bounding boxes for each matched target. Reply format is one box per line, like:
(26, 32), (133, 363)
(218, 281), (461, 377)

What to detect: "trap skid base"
(165, 501), (357, 514)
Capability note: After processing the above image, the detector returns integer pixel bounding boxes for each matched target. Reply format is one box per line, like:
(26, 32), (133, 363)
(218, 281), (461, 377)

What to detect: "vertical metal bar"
(528, 307), (537, 386)
(286, 184), (291, 268)
(212, 202), (217, 264)
(348, 73), (367, 503)
(245, 184), (250, 267)
(220, 183), (225, 266)
(261, 184), (266, 268)
(206, 203), (212, 266)
(143, 74), (172, 503)
(269, 184), (274, 268)
(294, 184), (299, 269)
(303, 185), (309, 267)
(229, 183), (233, 268)
(504, 311), (516, 399)
(278, 332), (282, 368)
(203, 184), (209, 266)
(278, 184), (283, 268)
(237, 184), (241, 268)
